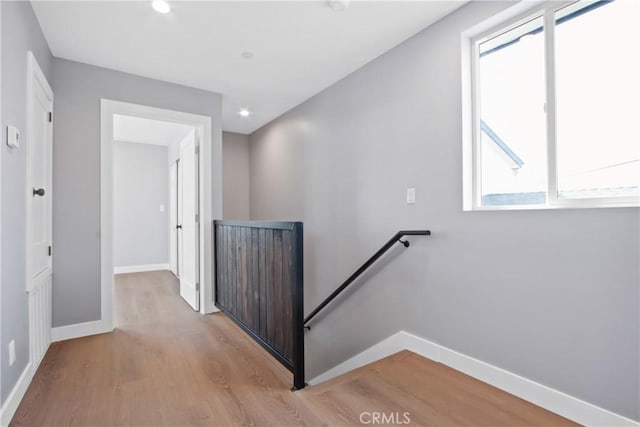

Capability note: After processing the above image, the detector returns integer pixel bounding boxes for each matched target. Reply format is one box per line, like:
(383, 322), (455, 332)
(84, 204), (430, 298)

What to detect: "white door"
(169, 161), (178, 276)
(29, 79), (53, 282)
(27, 53), (53, 365)
(179, 132), (199, 311)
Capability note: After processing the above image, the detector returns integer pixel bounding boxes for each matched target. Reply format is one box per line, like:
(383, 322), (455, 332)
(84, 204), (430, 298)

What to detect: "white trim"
(460, 23), (474, 211)
(0, 0), (3, 413)
(544, 3), (559, 206)
(465, 200), (640, 212)
(114, 263), (170, 274)
(27, 278), (51, 374)
(100, 104), (115, 331)
(462, 1), (545, 212)
(308, 333), (408, 385)
(461, 0), (639, 211)
(101, 99), (220, 320)
(309, 331), (639, 427)
(51, 320), (112, 343)
(0, 363), (33, 427)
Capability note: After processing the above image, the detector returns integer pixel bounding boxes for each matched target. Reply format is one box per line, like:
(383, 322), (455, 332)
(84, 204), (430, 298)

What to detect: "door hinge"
(196, 282), (200, 291)
(48, 245), (52, 256)
(48, 112), (52, 123)
(195, 213), (199, 223)
(195, 145), (200, 155)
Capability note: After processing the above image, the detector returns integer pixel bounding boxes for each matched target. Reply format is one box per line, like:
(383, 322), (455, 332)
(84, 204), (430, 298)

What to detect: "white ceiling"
(113, 114), (194, 146)
(32, 1), (467, 134)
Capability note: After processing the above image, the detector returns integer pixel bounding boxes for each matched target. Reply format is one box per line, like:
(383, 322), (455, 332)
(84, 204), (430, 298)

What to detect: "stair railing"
(303, 230), (431, 329)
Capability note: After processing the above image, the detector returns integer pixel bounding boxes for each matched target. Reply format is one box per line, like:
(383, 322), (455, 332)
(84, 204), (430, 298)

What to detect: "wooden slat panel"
(227, 225), (232, 311)
(242, 227), (249, 328)
(258, 228), (267, 339)
(240, 227), (248, 325)
(265, 229), (275, 348)
(251, 228), (260, 332)
(273, 229), (284, 354)
(227, 225), (234, 315)
(215, 225), (223, 308)
(213, 220), (303, 383)
(223, 226), (228, 309)
(221, 226), (226, 308)
(233, 226), (240, 317)
(224, 226), (230, 312)
(282, 230), (293, 361)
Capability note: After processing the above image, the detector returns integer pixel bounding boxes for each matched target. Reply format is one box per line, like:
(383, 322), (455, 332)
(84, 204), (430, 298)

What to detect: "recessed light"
(238, 109), (251, 118)
(328, 0), (349, 12)
(241, 51), (254, 59)
(152, 0), (170, 14)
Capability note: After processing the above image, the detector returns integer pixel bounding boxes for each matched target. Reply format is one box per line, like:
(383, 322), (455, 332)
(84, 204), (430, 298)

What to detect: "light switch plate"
(7, 126), (20, 149)
(9, 340), (15, 366)
(407, 188), (416, 204)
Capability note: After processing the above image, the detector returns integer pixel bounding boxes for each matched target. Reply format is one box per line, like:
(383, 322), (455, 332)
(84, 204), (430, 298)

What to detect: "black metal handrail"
(303, 230), (431, 328)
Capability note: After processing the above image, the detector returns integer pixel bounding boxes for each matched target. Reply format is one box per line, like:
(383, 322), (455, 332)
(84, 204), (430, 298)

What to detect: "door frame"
(100, 99), (219, 329)
(25, 51), (54, 293)
(169, 159), (179, 277)
(0, 4), (3, 380)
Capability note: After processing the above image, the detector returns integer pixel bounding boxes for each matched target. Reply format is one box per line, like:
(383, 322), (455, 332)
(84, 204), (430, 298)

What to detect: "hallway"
(12, 271), (313, 426)
(11, 272), (575, 426)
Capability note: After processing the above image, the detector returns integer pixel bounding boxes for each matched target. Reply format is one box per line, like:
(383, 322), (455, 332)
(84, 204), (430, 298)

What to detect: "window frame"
(464, 0), (639, 211)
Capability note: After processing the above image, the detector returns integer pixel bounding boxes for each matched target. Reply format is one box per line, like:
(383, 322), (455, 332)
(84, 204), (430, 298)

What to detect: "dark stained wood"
(273, 229), (283, 353)
(258, 228), (267, 339)
(232, 226), (239, 316)
(217, 224), (225, 308)
(238, 227), (253, 329)
(282, 230), (293, 361)
(265, 228), (275, 348)
(250, 227), (260, 332)
(11, 271), (578, 427)
(213, 220), (304, 381)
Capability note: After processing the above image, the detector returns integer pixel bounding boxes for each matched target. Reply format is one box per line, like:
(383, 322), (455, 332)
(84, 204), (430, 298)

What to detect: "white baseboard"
(51, 319), (113, 342)
(0, 362), (33, 427)
(309, 331), (639, 427)
(309, 333), (408, 385)
(113, 263), (169, 274)
(2, 320), (112, 425)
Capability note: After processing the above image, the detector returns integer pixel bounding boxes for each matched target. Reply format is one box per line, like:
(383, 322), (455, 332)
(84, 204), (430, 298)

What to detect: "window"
(467, 0), (639, 209)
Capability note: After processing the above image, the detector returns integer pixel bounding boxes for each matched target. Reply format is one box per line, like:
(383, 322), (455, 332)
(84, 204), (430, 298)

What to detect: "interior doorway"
(111, 114), (200, 311)
(100, 100), (217, 331)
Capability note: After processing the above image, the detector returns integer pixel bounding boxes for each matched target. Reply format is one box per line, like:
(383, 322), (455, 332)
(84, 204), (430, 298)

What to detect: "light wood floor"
(12, 271), (577, 426)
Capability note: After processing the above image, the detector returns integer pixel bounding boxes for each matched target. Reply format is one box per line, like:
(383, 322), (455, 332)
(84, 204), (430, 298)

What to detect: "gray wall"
(0, 1), (52, 404)
(52, 58), (223, 328)
(249, 1), (639, 421)
(222, 132), (250, 220)
(113, 142), (169, 268)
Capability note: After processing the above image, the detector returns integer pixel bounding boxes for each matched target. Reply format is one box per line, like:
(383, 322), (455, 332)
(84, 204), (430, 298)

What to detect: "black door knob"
(176, 224), (182, 229)
(33, 188), (45, 197)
